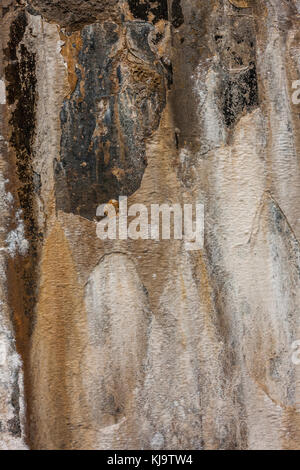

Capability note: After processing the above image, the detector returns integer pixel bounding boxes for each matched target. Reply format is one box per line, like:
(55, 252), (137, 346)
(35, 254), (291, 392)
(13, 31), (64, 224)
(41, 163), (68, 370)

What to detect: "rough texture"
(56, 20), (167, 219)
(0, 0), (300, 450)
(27, 0), (120, 29)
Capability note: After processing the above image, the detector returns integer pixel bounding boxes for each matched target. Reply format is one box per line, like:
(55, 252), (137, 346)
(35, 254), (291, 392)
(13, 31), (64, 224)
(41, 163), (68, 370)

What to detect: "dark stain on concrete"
(215, 14), (259, 127)
(27, 0), (120, 29)
(4, 9), (41, 447)
(4, 11), (41, 327)
(222, 63), (258, 127)
(56, 22), (166, 220)
(8, 369), (22, 437)
(161, 58), (173, 89)
(169, 1), (213, 156)
(128, 0), (168, 23)
(171, 0), (184, 29)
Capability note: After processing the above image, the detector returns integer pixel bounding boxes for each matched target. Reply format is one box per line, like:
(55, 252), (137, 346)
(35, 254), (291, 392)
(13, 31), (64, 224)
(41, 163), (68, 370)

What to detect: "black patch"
(161, 58), (173, 89)
(2, 6), (10, 16)
(5, 11), (40, 322)
(151, 32), (164, 46)
(4, 11), (27, 64)
(214, 16), (259, 127)
(222, 63), (258, 127)
(56, 23), (166, 220)
(172, 0), (184, 29)
(116, 65), (122, 84)
(128, 0), (168, 23)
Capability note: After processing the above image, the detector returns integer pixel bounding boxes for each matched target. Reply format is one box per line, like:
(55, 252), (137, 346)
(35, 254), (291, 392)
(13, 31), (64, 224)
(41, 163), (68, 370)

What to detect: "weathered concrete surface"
(0, 0), (300, 450)
(0, 4), (28, 448)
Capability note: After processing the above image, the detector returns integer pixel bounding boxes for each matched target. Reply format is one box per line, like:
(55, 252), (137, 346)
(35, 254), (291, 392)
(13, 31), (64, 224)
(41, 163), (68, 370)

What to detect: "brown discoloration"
(59, 30), (83, 98)
(0, 3), (29, 449)
(27, 0), (120, 30)
(30, 222), (88, 450)
(282, 409), (300, 450)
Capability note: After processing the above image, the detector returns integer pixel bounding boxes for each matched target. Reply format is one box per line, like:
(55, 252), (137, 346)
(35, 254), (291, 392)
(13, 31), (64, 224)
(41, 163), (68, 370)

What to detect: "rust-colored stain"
(30, 222), (89, 449)
(59, 30), (83, 98)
